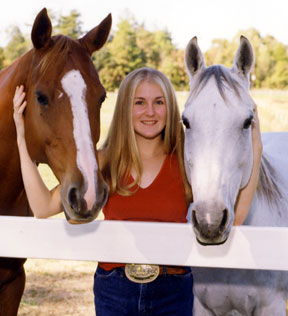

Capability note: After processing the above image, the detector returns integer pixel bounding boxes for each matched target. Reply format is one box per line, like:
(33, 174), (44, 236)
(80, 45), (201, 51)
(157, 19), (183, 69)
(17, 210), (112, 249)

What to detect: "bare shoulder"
(50, 185), (62, 205)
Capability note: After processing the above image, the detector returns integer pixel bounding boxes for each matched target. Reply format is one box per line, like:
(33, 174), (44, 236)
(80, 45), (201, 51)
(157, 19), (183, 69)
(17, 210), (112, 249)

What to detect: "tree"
(95, 16), (188, 91)
(3, 26), (30, 66)
(0, 47), (5, 70)
(204, 38), (237, 67)
(53, 10), (83, 38)
(98, 18), (145, 90)
(136, 26), (161, 68)
(204, 28), (288, 89)
(3, 10), (287, 90)
(160, 49), (189, 90)
(269, 43), (288, 88)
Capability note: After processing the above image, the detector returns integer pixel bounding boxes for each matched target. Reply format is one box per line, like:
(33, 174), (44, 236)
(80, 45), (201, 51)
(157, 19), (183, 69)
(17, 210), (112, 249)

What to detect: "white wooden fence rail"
(0, 216), (288, 271)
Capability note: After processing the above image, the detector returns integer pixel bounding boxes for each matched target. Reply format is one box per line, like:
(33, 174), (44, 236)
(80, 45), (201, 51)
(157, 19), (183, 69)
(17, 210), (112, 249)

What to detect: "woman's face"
(132, 80), (167, 141)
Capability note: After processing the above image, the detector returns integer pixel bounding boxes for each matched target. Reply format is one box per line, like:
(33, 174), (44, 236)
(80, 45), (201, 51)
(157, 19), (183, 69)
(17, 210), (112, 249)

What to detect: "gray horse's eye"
(182, 116), (190, 129)
(243, 117), (253, 129)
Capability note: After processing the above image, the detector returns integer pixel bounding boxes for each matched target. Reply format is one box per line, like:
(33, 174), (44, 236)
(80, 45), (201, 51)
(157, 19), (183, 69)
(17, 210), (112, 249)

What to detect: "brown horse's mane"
(257, 153), (282, 208)
(38, 35), (72, 77)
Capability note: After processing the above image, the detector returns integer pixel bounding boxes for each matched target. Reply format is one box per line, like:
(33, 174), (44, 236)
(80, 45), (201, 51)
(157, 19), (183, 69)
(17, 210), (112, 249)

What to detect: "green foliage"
(204, 39), (237, 67)
(1, 9), (288, 90)
(204, 28), (288, 89)
(100, 19), (145, 90)
(0, 47), (5, 69)
(269, 43), (288, 88)
(95, 17), (189, 91)
(3, 26), (30, 67)
(160, 50), (189, 90)
(53, 9), (83, 38)
(0, 9), (83, 70)
(136, 26), (161, 68)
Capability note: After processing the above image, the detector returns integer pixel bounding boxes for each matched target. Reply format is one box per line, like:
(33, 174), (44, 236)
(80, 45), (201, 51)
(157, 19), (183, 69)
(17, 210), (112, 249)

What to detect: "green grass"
(251, 90), (288, 132)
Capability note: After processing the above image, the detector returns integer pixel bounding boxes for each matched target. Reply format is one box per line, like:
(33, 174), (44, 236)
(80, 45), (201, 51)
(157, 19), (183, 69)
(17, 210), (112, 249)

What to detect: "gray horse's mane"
(258, 154), (282, 207)
(192, 65), (241, 100)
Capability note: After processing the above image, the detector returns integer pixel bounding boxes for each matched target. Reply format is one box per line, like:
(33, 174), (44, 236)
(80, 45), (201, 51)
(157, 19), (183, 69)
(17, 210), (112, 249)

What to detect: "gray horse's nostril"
(192, 210), (199, 230)
(219, 209), (228, 232)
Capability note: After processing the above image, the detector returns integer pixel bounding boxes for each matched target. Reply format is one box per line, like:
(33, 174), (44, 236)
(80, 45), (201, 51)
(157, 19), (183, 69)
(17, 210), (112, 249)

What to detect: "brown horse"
(0, 8), (111, 315)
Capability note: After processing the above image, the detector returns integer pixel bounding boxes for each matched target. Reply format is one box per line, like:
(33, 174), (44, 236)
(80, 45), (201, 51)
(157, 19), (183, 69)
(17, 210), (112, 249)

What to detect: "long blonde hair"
(101, 67), (192, 204)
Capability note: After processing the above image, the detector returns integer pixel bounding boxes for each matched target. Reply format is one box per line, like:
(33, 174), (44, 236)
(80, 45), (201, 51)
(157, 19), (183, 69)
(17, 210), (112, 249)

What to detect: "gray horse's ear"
(185, 36), (205, 77)
(31, 8), (52, 49)
(232, 36), (254, 78)
(79, 13), (112, 55)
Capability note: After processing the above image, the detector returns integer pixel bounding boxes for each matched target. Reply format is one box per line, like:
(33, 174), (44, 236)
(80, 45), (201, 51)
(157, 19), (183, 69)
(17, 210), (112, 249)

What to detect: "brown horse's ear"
(31, 8), (52, 49)
(79, 13), (112, 55)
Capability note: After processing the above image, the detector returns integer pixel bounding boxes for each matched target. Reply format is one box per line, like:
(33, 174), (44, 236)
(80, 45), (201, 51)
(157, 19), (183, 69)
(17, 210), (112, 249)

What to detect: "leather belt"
(124, 264), (188, 283)
(159, 266), (188, 275)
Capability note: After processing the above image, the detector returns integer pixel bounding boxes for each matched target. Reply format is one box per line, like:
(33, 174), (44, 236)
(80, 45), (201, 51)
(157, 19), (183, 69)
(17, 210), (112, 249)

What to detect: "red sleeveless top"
(99, 153), (188, 270)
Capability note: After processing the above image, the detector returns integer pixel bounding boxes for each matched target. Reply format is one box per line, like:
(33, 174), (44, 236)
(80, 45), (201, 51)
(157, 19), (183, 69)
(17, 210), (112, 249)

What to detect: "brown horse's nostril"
(102, 185), (108, 206)
(94, 183), (108, 211)
(68, 187), (80, 213)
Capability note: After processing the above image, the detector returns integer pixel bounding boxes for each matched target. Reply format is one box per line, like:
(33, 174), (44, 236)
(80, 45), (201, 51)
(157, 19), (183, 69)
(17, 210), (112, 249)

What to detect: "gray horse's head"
(183, 36), (255, 245)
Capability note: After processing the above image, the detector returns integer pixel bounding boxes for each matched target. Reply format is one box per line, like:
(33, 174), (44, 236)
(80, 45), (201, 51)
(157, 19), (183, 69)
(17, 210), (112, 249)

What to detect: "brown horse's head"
(24, 8), (111, 223)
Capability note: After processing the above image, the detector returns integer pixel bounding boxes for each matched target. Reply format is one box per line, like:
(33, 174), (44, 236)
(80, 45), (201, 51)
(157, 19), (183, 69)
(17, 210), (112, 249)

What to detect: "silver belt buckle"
(125, 264), (160, 283)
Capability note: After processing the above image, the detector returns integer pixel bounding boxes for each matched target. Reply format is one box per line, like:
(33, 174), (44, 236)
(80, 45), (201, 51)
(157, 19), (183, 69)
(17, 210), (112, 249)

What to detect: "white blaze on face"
(61, 70), (98, 210)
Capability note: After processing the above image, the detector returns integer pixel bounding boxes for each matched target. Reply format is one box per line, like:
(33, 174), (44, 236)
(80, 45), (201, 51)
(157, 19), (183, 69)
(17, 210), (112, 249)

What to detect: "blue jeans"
(94, 266), (194, 316)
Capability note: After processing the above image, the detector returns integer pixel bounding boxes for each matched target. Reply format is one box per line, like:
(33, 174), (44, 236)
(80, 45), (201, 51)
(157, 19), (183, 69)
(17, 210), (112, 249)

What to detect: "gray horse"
(183, 36), (288, 315)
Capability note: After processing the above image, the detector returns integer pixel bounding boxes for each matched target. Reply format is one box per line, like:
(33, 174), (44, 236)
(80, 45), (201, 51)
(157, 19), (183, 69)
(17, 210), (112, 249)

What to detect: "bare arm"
(13, 85), (62, 218)
(234, 105), (263, 225)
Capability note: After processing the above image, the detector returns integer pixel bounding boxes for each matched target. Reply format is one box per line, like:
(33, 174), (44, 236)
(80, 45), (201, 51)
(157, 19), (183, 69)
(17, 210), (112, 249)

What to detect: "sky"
(0, 0), (287, 52)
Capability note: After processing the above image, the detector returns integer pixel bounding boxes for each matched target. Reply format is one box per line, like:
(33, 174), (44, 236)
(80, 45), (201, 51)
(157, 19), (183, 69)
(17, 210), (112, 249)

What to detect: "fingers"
(251, 105), (261, 134)
(13, 85), (27, 114)
(252, 104), (260, 126)
(18, 101), (27, 114)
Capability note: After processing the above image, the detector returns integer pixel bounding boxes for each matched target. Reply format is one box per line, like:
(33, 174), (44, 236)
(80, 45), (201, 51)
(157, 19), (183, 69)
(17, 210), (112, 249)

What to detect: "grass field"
(19, 90), (288, 316)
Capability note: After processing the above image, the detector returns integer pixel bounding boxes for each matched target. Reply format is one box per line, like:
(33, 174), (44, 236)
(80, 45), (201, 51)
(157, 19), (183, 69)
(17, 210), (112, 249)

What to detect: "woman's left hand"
(13, 85), (27, 144)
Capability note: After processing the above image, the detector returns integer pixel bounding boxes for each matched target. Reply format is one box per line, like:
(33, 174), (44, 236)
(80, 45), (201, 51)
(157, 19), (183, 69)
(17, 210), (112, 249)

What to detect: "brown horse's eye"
(35, 91), (49, 106)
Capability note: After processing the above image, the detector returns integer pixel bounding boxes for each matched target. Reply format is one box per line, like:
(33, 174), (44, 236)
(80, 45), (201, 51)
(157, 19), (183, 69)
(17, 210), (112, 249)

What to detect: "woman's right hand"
(13, 85), (27, 143)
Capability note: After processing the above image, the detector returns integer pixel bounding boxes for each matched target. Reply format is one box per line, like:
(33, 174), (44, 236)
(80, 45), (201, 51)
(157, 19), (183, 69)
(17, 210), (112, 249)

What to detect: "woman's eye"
(156, 100), (164, 105)
(35, 91), (49, 106)
(243, 117), (253, 129)
(135, 101), (144, 105)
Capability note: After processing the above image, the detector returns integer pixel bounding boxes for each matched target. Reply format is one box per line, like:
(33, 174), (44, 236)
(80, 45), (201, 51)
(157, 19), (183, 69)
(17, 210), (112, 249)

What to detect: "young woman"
(13, 67), (262, 315)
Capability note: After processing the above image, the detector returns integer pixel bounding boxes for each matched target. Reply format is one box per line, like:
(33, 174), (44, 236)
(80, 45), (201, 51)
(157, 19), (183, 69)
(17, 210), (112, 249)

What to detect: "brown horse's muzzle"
(61, 178), (108, 224)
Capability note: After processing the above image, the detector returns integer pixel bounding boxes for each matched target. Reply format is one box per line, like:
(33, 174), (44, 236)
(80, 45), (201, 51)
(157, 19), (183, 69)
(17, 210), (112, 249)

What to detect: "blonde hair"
(101, 67), (192, 204)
